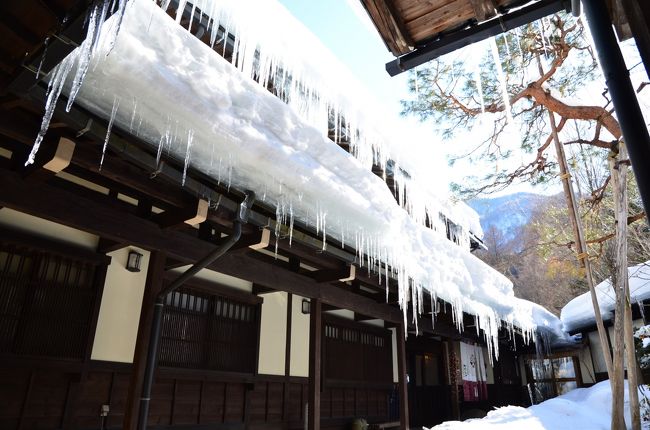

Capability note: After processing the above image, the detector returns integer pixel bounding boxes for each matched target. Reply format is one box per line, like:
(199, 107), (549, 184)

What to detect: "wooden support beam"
(15, 136), (75, 180)
(124, 250), (167, 430)
(283, 292), (293, 423)
(310, 264), (355, 283)
(308, 298), (322, 430)
(468, 0), (497, 21)
(43, 137), (75, 173)
(360, 0), (414, 55)
(0, 167), (404, 323)
(97, 237), (126, 254)
(396, 322), (409, 430)
(231, 228), (271, 251)
(153, 198), (209, 228)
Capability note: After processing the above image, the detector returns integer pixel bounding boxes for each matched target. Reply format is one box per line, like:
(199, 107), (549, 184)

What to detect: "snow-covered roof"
(32, 0), (567, 358)
(560, 261), (650, 332)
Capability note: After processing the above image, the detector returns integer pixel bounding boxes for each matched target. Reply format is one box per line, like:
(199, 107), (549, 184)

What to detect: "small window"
(526, 355), (580, 403)
(159, 288), (259, 373)
(0, 244), (100, 360)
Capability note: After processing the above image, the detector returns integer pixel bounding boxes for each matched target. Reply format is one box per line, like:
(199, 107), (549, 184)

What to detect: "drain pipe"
(582, 0), (650, 220)
(136, 191), (255, 430)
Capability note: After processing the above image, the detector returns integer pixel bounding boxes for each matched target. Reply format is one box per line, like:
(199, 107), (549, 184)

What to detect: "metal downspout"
(136, 191), (255, 430)
(582, 0), (650, 220)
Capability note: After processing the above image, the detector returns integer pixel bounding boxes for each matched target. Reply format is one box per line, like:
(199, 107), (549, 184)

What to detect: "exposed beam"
(360, 0), (414, 55)
(153, 198), (209, 228)
(309, 264), (355, 283)
(0, 167), (403, 322)
(468, 0), (497, 21)
(386, 0), (569, 75)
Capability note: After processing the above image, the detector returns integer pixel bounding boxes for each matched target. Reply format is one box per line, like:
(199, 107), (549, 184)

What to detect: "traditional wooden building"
(0, 1), (567, 429)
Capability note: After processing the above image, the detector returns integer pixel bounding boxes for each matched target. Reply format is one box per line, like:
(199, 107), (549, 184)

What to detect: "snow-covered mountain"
(468, 192), (554, 241)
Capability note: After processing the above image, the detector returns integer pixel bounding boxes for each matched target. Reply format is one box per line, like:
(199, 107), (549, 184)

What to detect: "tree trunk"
(615, 143), (641, 430)
(547, 109), (613, 379)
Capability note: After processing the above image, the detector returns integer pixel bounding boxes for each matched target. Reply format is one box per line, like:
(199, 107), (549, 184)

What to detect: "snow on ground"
(35, 0), (568, 357)
(561, 261), (650, 332)
(428, 380), (650, 430)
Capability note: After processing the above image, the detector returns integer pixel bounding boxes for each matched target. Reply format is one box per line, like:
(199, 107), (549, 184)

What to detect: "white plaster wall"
(588, 331), (608, 373)
(0, 208), (99, 250)
(91, 247), (150, 363)
(579, 346), (597, 384)
(290, 295), (310, 377)
(170, 266), (253, 292)
(258, 291), (287, 375)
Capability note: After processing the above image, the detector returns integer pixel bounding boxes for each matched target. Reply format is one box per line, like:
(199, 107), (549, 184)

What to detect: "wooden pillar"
(123, 251), (167, 430)
(308, 299), (322, 430)
(396, 322), (409, 430)
(283, 293), (293, 423)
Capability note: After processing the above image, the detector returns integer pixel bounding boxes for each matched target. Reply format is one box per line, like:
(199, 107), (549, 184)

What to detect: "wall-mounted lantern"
(301, 298), (310, 314)
(126, 250), (143, 273)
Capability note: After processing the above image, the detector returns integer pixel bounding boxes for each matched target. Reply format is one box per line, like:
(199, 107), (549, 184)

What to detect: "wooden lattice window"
(159, 287), (259, 373)
(324, 316), (392, 384)
(0, 243), (100, 360)
(526, 355), (581, 403)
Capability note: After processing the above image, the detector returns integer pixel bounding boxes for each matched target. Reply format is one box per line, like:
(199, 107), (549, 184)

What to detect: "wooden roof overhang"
(360, 0), (572, 75)
(359, 0), (645, 76)
(0, 0), (535, 352)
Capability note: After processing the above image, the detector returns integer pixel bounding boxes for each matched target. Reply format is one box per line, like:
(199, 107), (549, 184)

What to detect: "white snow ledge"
(42, 0), (566, 358)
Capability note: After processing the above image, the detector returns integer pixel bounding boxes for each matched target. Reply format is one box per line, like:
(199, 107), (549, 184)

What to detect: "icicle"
(490, 37), (513, 123)
(27, 54), (76, 166)
(36, 37), (50, 79)
(181, 129), (194, 186)
(99, 95), (120, 169)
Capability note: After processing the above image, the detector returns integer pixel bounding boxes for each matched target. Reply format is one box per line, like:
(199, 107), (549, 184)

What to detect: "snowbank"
(561, 261), (650, 332)
(35, 0), (567, 357)
(428, 380), (649, 430)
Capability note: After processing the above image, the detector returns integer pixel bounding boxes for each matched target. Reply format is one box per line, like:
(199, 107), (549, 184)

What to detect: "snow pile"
(634, 325), (650, 369)
(428, 380), (650, 430)
(34, 0), (566, 357)
(561, 261), (650, 332)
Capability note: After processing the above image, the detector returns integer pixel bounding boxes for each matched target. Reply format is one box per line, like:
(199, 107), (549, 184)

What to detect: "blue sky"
(278, 0), (411, 117)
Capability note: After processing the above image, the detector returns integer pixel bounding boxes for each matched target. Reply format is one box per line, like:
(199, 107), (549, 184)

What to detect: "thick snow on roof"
(428, 380), (645, 429)
(561, 261), (650, 332)
(36, 0), (566, 357)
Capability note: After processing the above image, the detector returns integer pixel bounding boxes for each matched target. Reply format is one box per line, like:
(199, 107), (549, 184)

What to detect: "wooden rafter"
(360, 0), (414, 55)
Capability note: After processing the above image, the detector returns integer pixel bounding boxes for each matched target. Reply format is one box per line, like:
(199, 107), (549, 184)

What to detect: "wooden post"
(547, 107), (613, 379)
(614, 144), (641, 430)
(283, 293), (293, 424)
(610, 148), (627, 429)
(308, 299), (322, 430)
(397, 322), (409, 430)
(123, 251), (167, 430)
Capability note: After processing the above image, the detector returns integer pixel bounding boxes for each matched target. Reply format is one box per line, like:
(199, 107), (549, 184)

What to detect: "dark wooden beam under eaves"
(360, 0), (414, 55)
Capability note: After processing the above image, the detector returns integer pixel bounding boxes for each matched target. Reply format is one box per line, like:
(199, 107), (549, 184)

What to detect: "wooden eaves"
(359, 0), (648, 76)
(0, 0), (534, 349)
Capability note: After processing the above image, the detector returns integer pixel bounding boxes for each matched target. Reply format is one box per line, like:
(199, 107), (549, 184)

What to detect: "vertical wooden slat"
(397, 322), (409, 430)
(16, 370), (35, 430)
(308, 299), (322, 430)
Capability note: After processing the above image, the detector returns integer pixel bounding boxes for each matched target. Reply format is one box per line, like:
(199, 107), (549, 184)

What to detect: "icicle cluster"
(28, 0), (128, 166)
(31, 0), (567, 359)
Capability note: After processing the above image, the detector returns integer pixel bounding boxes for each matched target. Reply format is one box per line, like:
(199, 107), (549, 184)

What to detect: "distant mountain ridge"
(468, 192), (555, 241)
